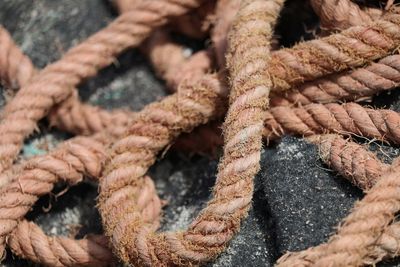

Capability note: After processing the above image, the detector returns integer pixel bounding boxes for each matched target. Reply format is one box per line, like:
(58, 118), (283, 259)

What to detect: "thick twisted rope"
(270, 54), (400, 106)
(304, 134), (400, 263)
(97, 1), (283, 265)
(0, 130), (163, 265)
(307, 134), (390, 191)
(6, 16), (400, 140)
(267, 8), (400, 90)
(115, 0), (215, 39)
(264, 102), (400, 143)
(9, 222), (113, 267)
(276, 160), (400, 266)
(7, 175), (161, 267)
(0, 70), (225, 265)
(0, 0), (205, 174)
(310, 0), (381, 31)
(276, 135), (400, 266)
(0, 26), (36, 90)
(0, 20), (222, 159)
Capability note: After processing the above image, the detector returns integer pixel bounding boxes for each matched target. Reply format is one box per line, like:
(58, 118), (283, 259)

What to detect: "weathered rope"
(267, 8), (400, 90)
(276, 134), (400, 266)
(0, 130), (162, 266)
(307, 134), (390, 191)
(4, 1), (400, 266)
(0, 26), (36, 90)
(0, 0), (205, 174)
(264, 102), (400, 143)
(270, 54), (400, 106)
(8, 175), (161, 267)
(276, 160), (400, 266)
(97, 1), (283, 265)
(6, 17), (400, 140)
(0, 70), (225, 264)
(115, 0), (215, 39)
(310, 0), (381, 31)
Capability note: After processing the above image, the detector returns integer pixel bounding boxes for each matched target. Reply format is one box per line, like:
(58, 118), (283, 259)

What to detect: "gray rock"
(261, 137), (363, 254)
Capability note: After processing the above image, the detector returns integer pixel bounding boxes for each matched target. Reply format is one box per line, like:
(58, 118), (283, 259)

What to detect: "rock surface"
(1, 0), (400, 267)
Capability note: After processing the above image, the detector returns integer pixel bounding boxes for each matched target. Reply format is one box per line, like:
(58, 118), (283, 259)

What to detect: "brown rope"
(0, 130), (162, 266)
(0, 70), (225, 264)
(0, 0), (206, 174)
(115, 0), (215, 39)
(6, 17), (400, 140)
(0, 26), (36, 90)
(264, 102), (400, 143)
(8, 175), (161, 267)
(310, 0), (381, 31)
(276, 134), (400, 266)
(3, 1), (400, 266)
(270, 54), (400, 106)
(34, 9), (399, 137)
(6, 21), (400, 160)
(97, 1), (283, 265)
(307, 134), (390, 191)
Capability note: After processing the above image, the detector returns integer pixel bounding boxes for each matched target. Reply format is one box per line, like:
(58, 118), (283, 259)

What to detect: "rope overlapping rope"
(3, 0), (400, 266)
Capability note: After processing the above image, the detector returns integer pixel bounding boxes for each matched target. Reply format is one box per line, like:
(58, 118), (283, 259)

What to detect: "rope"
(115, 0), (215, 39)
(0, 0), (205, 174)
(0, 130), (162, 266)
(264, 102), (400, 143)
(6, 19), (400, 140)
(277, 135), (400, 266)
(0, 26), (36, 90)
(310, 0), (380, 31)
(3, 1), (400, 266)
(270, 54), (400, 106)
(7, 175), (161, 267)
(307, 134), (390, 191)
(97, 1), (283, 265)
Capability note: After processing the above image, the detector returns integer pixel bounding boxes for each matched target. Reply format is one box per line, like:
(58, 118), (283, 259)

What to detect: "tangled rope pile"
(2, 0), (400, 266)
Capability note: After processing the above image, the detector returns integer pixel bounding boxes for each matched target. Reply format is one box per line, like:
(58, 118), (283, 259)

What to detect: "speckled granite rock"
(2, 0), (400, 267)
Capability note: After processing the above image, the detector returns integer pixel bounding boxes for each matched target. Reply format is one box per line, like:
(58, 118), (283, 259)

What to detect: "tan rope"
(8, 175), (161, 267)
(97, 1), (283, 265)
(115, 0), (215, 39)
(264, 102), (400, 143)
(0, 0), (205, 174)
(307, 134), (390, 191)
(0, 26), (36, 90)
(0, 130), (162, 266)
(3, 1), (400, 266)
(6, 18), (400, 140)
(276, 134), (400, 266)
(310, 0), (381, 31)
